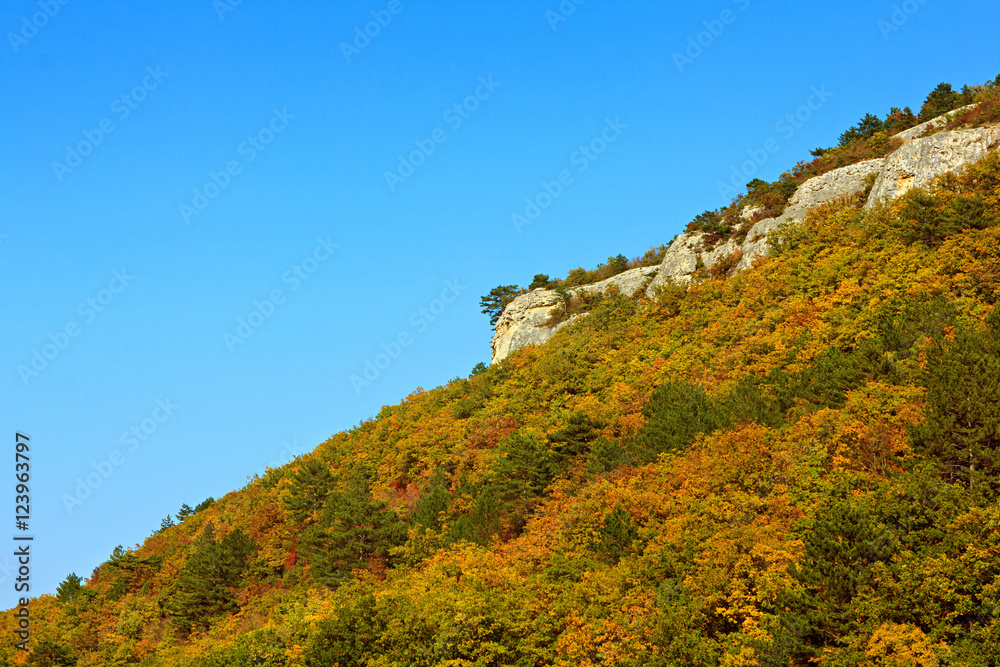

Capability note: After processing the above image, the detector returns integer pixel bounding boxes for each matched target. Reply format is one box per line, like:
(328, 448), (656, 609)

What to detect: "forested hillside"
(5, 80), (1000, 667)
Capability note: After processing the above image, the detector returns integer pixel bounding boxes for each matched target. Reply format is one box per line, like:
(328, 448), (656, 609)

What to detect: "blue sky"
(1, 0), (997, 602)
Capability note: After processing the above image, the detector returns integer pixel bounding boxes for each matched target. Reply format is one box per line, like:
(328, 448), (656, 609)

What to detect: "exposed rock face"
(490, 266), (658, 363)
(491, 112), (999, 363)
(782, 158), (885, 219)
(490, 290), (570, 364)
(866, 125), (1000, 205)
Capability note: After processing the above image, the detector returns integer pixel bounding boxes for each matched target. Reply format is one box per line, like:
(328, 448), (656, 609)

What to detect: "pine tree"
(412, 470), (450, 531)
(176, 503), (194, 521)
(919, 82), (960, 121)
(283, 458), (334, 524)
(634, 380), (723, 460)
(168, 524), (256, 632)
(479, 284), (523, 327)
(156, 514), (175, 534)
(56, 572), (83, 602)
(300, 478), (406, 585)
(838, 112), (885, 146)
(592, 505), (640, 564)
(912, 309), (1000, 492)
(27, 639), (77, 666)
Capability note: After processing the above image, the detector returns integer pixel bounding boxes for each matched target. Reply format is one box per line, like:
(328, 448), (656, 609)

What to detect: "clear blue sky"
(1, 0), (997, 603)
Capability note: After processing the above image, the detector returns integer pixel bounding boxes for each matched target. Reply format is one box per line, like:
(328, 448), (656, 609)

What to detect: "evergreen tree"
(634, 380), (724, 460)
(27, 639), (77, 666)
(300, 477), (406, 585)
(528, 273), (554, 290)
(606, 254), (630, 275)
(912, 309), (1000, 492)
(169, 524), (256, 632)
(157, 514), (175, 534)
(412, 470), (450, 531)
(283, 458), (335, 524)
(492, 431), (554, 523)
(194, 497), (215, 513)
(479, 284), (523, 327)
(547, 412), (602, 471)
(919, 82), (960, 120)
(838, 112), (885, 146)
(592, 505), (640, 564)
(176, 503), (195, 521)
(56, 572), (83, 602)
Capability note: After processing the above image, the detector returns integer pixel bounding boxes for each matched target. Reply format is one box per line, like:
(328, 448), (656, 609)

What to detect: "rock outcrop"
(866, 125), (1000, 205)
(491, 266), (658, 363)
(491, 111), (1000, 363)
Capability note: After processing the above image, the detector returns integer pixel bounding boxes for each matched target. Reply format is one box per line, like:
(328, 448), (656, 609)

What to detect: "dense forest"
(5, 79), (1000, 666)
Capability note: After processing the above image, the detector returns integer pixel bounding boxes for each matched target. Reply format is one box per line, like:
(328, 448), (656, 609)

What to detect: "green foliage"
(489, 431), (554, 534)
(156, 514), (175, 534)
(300, 477), (407, 585)
(838, 112), (885, 146)
(303, 592), (382, 667)
(892, 191), (992, 247)
(911, 309), (1000, 493)
(203, 629), (287, 667)
(194, 496), (215, 513)
(283, 458), (334, 524)
(919, 82), (962, 121)
(792, 484), (898, 660)
(105, 545), (162, 600)
(479, 284), (523, 327)
(470, 361), (488, 376)
(176, 503), (194, 521)
(56, 572), (83, 602)
(412, 469), (450, 531)
(607, 253), (629, 275)
(547, 412), (602, 471)
(592, 504), (640, 564)
(26, 639), (77, 666)
(528, 273), (554, 290)
(168, 524), (256, 631)
(634, 380), (724, 460)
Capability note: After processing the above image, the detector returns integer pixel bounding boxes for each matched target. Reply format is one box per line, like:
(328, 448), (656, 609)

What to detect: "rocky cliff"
(491, 112), (1000, 364)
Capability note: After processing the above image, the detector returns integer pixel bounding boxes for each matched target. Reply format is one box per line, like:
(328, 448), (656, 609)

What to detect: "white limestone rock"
(866, 125), (1000, 206)
(490, 266), (658, 363)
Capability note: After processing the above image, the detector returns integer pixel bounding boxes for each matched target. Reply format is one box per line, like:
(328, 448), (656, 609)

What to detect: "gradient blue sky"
(1, 0), (997, 603)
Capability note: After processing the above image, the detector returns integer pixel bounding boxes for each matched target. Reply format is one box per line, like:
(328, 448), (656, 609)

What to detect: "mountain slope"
(5, 82), (1000, 667)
